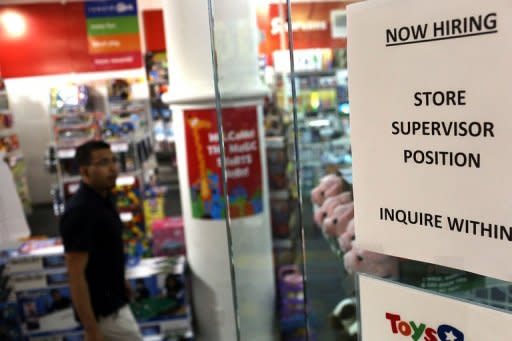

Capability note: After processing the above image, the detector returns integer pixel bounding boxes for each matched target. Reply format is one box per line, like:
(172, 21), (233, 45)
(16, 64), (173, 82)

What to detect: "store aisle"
(24, 190), (346, 340)
(27, 204), (59, 237)
(303, 201), (348, 341)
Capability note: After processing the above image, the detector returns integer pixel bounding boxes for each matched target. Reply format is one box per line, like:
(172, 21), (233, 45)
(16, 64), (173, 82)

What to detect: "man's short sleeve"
(59, 206), (93, 253)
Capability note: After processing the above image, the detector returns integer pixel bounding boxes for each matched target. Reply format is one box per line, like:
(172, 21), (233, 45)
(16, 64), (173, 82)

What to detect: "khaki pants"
(98, 305), (143, 341)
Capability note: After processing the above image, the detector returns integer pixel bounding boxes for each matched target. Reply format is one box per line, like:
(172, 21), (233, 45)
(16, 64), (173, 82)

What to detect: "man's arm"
(125, 280), (133, 302)
(65, 252), (103, 340)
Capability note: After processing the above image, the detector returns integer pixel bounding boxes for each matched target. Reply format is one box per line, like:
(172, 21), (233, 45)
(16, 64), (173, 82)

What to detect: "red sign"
(0, 3), (142, 78)
(143, 10), (166, 52)
(121, 2), (353, 65)
(184, 106), (263, 220)
(258, 2), (351, 64)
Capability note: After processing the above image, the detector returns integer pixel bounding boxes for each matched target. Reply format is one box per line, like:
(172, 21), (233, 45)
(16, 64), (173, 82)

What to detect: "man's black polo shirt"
(59, 182), (128, 318)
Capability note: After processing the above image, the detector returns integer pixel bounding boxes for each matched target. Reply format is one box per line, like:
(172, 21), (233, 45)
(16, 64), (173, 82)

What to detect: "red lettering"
(399, 321), (412, 336)
(424, 327), (438, 341)
(385, 312), (401, 333)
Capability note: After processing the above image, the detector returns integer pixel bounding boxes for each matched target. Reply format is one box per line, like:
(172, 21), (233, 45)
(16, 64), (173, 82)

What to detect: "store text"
(380, 207), (512, 242)
(391, 89), (496, 169)
(386, 12), (497, 47)
(386, 312), (464, 341)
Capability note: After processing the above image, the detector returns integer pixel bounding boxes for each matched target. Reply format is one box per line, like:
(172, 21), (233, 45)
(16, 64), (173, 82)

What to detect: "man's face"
(81, 148), (119, 192)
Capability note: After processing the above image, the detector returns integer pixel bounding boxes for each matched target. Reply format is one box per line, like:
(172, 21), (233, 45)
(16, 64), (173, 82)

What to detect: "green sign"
(86, 16), (139, 36)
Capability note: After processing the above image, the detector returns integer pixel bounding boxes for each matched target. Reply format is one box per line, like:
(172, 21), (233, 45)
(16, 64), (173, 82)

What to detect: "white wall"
(5, 68), (147, 204)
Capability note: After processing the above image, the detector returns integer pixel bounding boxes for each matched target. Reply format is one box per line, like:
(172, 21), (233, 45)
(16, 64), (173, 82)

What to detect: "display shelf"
(273, 238), (294, 249)
(289, 70), (337, 77)
(5, 241), (193, 340)
(51, 111), (97, 117)
(53, 121), (95, 131)
(110, 106), (148, 115)
(266, 136), (286, 149)
(4, 149), (23, 160)
(147, 79), (169, 86)
(270, 190), (290, 201)
(54, 136), (96, 149)
(155, 135), (175, 143)
(54, 133), (152, 160)
(0, 77), (31, 214)
(47, 79), (156, 263)
(279, 70), (351, 196)
(108, 131), (153, 145)
(109, 98), (149, 106)
(60, 175), (81, 184)
(0, 128), (15, 138)
(105, 80), (158, 260)
(55, 147), (76, 159)
(59, 172), (143, 186)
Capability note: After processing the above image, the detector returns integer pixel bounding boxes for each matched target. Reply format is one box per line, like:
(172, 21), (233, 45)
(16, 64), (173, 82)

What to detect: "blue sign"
(85, 0), (138, 18)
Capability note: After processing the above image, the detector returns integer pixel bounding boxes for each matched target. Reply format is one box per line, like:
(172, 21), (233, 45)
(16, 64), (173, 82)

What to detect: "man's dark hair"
(75, 140), (111, 167)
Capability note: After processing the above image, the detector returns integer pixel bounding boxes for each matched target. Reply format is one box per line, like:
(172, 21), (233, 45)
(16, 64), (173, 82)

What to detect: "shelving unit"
(49, 84), (101, 213)
(2, 241), (194, 340)
(268, 48), (353, 340)
(0, 77), (32, 214)
(277, 68), (352, 197)
(145, 52), (179, 187)
(47, 81), (157, 262)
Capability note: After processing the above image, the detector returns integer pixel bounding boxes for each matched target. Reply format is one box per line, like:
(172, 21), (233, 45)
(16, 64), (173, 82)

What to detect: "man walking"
(60, 141), (142, 341)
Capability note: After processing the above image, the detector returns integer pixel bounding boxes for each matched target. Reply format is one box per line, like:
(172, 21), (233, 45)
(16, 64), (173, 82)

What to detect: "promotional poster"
(184, 106), (263, 220)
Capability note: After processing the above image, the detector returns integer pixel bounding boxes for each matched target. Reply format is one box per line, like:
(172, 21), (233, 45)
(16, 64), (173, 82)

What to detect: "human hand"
(125, 281), (133, 301)
(85, 329), (104, 341)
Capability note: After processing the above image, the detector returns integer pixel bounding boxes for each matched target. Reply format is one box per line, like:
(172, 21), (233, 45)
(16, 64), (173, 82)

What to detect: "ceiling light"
(1, 11), (26, 38)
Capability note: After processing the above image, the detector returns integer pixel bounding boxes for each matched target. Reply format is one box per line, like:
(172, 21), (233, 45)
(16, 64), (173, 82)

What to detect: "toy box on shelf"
(143, 185), (167, 229)
(0, 244), (23, 340)
(0, 239), (68, 340)
(151, 217), (185, 258)
(0, 77), (32, 214)
(5, 239), (65, 276)
(116, 174), (152, 265)
(16, 285), (80, 338)
(126, 256), (192, 337)
(277, 265), (316, 341)
(106, 78), (151, 135)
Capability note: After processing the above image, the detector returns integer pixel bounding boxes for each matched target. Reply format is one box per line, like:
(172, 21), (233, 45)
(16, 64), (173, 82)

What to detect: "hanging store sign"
(359, 274), (512, 341)
(184, 106), (263, 220)
(0, 1), (142, 78)
(257, 2), (348, 64)
(348, 0), (512, 281)
(85, 0), (142, 70)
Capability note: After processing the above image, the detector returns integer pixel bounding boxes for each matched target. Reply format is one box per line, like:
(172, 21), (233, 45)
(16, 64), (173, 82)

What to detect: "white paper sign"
(359, 274), (512, 341)
(347, 0), (512, 281)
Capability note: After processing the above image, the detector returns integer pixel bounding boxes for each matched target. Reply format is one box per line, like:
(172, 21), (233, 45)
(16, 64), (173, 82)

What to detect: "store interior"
(0, 0), (508, 341)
